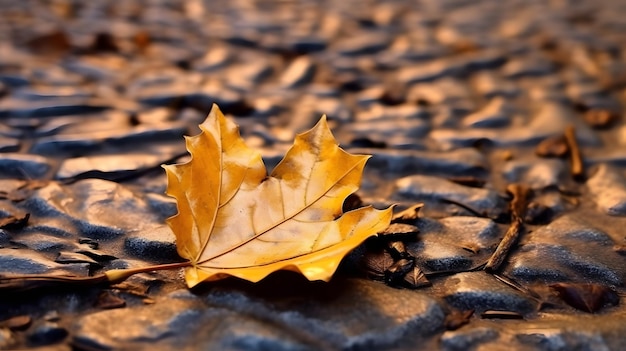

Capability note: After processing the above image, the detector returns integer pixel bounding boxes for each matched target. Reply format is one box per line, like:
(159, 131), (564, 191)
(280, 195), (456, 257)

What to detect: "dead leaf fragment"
(391, 203), (424, 224)
(550, 283), (619, 313)
(164, 105), (392, 287)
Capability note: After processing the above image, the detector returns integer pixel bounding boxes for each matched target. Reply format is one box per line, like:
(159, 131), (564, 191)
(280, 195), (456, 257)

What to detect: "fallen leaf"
(391, 203), (424, 224)
(402, 266), (430, 289)
(550, 282), (619, 313)
(359, 249), (394, 280)
(384, 258), (415, 286)
(164, 105), (392, 287)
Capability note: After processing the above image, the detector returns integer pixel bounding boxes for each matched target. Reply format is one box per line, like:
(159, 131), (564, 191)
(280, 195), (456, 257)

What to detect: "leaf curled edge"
(164, 104), (392, 287)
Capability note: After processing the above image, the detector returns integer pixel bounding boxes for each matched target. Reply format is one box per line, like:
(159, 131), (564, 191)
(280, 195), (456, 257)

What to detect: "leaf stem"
(104, 261), (192, 283)
(0, 261), (192, 294)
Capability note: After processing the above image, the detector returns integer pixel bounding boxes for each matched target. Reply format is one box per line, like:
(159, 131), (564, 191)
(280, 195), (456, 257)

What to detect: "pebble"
(442, 272), (536, 314)
(586, 164), (626, 216)
(279, 56), (316, 88)
(395, 175), (506, 219)
(407, 216), (500, 273)
(227, 60), (273, 89)
(398, 59), (464, 85)
(441, 327), (499, 351)
(27, 322), (68, 346)
(74, 279), (445, 350)
(430, 103), (600, 150)
(0, 97), (109, 118)
(506, 214), (624, 285)
(0, 154), (51, 179)
(56, 154), (162, 180)
(21, 179), (163, 239)
(472, 72), (520, 98)
(124, 225), (178, 262)
(10, 233), (70, 252)
(335, 32), (390, 56)
(192, 46), (232, 72)
(360, 147), (488, 177)
(348, 112), (430, 140)
(502, 55), (555, 78)
(502, 158), (568, 190)
(0, 248), (62, 274)
(14, 86), (93, 100)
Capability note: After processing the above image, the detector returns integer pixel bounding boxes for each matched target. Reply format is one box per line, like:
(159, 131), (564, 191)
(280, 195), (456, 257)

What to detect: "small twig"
(564, 125), (585, 181)
(485, 184), (530, 272)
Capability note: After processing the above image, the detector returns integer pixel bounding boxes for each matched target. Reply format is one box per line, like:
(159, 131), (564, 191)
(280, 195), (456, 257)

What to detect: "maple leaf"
(163, 104), (392, 287)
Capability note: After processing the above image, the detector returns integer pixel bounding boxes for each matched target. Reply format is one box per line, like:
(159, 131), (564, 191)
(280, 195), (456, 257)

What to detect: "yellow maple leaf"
(163, 104), (392, 287)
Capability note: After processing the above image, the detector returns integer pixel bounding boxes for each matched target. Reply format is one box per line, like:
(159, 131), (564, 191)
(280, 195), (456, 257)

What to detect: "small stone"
(0, 315), (32, 331)
(357, 148), (488, 177)
(186, 81), (244, 112)
(336, 32), (390, 56)
(279, 56), (316, 88)
(0, 213), (29, 230)
(458, 49), (507, 72)
(348, 111), (430, 141)
(441, 326), (499, 351)
(0, 97), (109, 118)
(56, 154), (163, 180)
(23, 179), (163, 238)
(94, 291), (127, 310)
(14, 86), (93, 100)
(502, 55), (555, 78)
(502, 159), (568, 190)
(506, 214), (624, 285)
(0, 135), (20, 153)
(285, 36), (327, 54)
(398, 59), (463, 85)
(0, 248), (62, 274)
(27, 322), (68, 346)
(0, 154), (52, 179)
(587, 164), (626, 216)
(0, 328), (14, 350)
(442, 272), (536, 314)
(584, 109), (619, 129)
(193, 46), (231, 72)
(535, 135), (569, 158)
(124, 225), (178, 261)
(472, 72), (519, 99)
(462, 97), (513, 128)
(227, 60), (273, 89)
(10, 233), (69, 252)
(395, 175), (506, 219)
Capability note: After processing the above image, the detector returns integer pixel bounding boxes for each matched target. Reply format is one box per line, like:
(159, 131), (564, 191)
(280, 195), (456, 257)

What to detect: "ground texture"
(0, 0), (626, 350)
